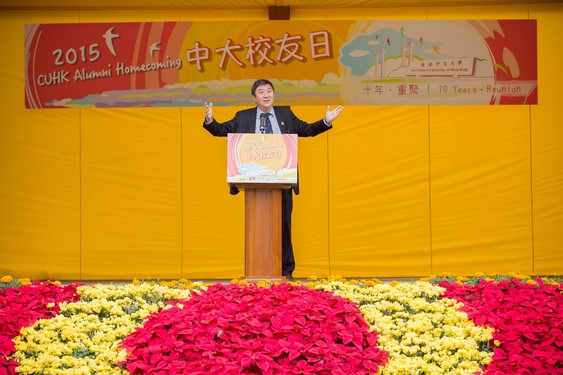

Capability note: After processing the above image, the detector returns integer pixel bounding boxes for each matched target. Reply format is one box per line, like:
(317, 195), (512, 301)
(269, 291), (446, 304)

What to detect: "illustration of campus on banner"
(24, 20), (537, 108)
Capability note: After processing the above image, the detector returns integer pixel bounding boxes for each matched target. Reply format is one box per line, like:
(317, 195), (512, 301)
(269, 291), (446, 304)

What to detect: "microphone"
(259, 113), (266, 133)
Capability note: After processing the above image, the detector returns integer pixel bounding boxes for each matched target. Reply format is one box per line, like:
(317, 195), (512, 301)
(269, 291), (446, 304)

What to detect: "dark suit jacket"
(203, 106), (332, 195)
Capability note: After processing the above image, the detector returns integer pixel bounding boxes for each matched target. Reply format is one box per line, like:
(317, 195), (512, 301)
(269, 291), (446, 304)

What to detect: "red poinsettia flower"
(119, 283), (389, 374)
(439, 279), (562, 374)
(0, 281), (82, 374)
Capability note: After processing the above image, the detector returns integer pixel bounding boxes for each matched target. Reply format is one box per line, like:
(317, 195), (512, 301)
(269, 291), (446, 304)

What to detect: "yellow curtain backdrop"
(529, 6), (563, 275)
(329, 106), (431, 278)
(429, 106), (533, 276)
(80, 108), (183, 280)
(1, 11), (82, 280)
(0, 4), (562, 280)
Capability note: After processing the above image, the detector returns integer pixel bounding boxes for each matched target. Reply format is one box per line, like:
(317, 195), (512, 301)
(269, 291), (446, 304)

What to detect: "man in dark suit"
(203, 79), (343, 279)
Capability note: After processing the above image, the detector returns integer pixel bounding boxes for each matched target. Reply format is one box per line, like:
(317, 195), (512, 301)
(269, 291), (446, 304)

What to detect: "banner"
(24, 20), (537, 108)
(227, 134), (298, 185)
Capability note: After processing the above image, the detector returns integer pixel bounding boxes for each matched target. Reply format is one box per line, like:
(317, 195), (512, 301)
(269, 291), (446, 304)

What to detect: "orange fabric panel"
(0, 110), (82, 280)
(328, 106), (432, 278)
(529, 4), (563, 274)
(0, 12), (81, 280)
(430, 106), (533, 275)
(80, 108), (183, 280)
(182, 106), (245, 279)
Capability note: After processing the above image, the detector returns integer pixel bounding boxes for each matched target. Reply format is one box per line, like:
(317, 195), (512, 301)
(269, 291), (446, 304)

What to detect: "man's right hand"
(204, 102), (213, 123)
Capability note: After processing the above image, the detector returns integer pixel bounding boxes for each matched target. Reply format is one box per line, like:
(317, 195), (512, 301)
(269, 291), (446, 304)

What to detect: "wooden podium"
(235, 183), (291, 282)
(227, 134), (298, 283)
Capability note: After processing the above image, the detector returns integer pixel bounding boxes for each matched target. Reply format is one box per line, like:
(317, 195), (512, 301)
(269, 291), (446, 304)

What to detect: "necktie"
(265, 113), (273, 134)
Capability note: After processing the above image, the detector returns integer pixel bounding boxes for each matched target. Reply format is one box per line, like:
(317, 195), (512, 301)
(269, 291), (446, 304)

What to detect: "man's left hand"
(325, 105), (344, 124)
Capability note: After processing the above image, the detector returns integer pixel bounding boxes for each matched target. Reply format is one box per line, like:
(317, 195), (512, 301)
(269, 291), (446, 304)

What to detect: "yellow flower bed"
(315, 281), (493, 375)
(5, 271), (559, 374)
(13, 282), (204, 374)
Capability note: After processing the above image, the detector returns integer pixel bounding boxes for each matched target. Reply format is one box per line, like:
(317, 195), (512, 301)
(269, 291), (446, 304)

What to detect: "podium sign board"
(227, 133), (297, 186)
(227, 133), (297, 282)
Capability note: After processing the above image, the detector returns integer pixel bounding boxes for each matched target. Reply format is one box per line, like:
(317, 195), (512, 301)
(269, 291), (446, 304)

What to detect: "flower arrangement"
(119, 283), (388, 374)
(0, 279), (83, 374)
(0, 273), (561, 374)
(438, 278), (562, 374)
(316, 281), (494, 374)
(8, 282), (199, 374)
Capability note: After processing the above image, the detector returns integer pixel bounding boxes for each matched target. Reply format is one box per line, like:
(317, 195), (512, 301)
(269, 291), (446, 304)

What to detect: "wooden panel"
(244, 188), (284, 281)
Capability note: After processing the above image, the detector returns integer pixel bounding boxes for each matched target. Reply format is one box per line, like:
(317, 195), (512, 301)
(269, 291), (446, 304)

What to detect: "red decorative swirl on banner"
(24, 22), (191, 108)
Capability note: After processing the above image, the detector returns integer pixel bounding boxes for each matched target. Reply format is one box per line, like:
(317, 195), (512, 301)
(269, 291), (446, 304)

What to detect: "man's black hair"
(251, 79), (275, 96)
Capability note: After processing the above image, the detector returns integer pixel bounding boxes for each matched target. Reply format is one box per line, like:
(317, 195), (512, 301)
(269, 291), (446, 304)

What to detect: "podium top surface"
(231, 183), (293, 190)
